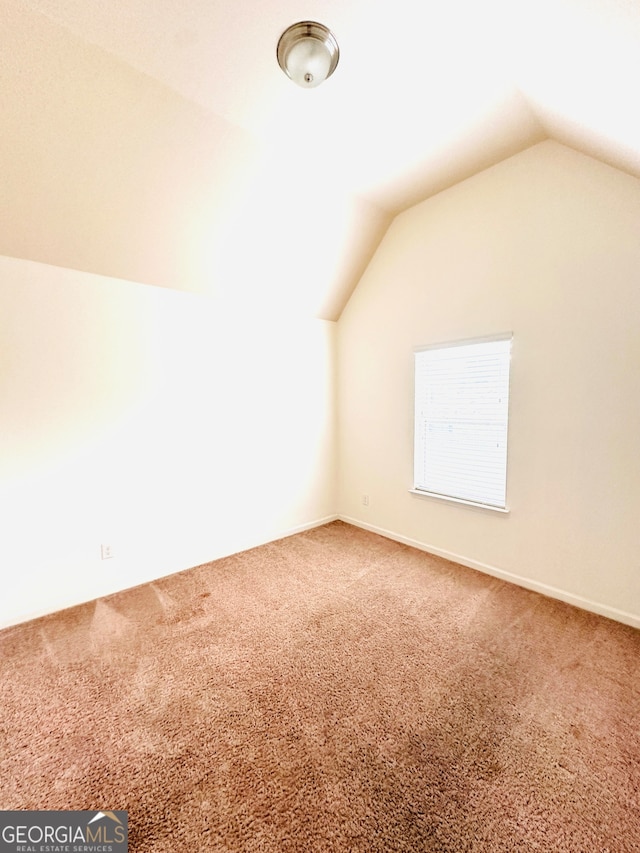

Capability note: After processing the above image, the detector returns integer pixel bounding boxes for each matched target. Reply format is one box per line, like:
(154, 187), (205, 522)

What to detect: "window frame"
(411, 333), (513, 513)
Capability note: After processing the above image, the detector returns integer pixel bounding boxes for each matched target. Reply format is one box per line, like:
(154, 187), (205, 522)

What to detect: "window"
(413, 335), (512, 510)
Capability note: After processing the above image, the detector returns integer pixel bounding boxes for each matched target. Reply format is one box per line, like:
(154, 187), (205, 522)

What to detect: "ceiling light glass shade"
(277, 22), (339, 88)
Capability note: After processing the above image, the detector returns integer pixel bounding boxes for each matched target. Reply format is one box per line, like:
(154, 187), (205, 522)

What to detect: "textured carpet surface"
(1, 521), (639, 851)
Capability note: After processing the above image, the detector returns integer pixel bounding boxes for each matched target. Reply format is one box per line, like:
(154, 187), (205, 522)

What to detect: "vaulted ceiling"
(2, 0), (639, 319)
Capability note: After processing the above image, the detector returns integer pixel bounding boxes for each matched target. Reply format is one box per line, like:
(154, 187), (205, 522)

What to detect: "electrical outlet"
(362, 494), (369, 506)
(100, 544), (114, 560)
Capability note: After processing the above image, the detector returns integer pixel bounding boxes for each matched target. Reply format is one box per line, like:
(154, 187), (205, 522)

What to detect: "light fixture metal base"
(277, 21), (339, 88)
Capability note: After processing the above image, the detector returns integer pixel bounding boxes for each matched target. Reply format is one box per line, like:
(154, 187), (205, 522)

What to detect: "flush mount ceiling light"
(277, 21), (339, 88)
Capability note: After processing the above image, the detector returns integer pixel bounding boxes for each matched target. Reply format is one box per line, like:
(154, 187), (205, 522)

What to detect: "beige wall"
(0, 256), (337, 627)
(4, 140), (639, 630)
(337, 141), (640, 627)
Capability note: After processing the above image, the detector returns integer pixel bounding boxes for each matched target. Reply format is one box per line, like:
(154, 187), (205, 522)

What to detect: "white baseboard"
(0, 515), (341, 631)
(276, 514), (340, 540)
(339, 515), (640, 630)
(5, 513), (636, 632)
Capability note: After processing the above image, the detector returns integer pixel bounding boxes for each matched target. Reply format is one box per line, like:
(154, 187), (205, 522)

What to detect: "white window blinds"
(414, 335), (512, 509)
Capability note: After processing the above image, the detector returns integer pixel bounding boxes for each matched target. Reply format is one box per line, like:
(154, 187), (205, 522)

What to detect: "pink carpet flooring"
(1, 521), (638, 851)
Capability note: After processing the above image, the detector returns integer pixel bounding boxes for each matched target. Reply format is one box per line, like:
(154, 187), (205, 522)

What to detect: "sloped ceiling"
(2, 0), (639, 319)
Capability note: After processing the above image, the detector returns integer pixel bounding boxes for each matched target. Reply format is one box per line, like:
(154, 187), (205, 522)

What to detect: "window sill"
(409, 489), (510, 514)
